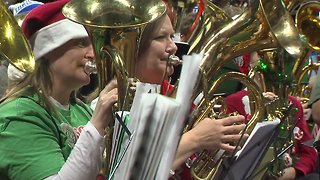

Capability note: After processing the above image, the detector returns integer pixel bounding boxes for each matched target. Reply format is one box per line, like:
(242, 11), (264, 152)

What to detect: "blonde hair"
(1, 57), (77, 114)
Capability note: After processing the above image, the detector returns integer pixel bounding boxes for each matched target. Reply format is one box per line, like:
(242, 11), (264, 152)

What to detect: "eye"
(76, 41), (86, 48)
(154, 35), (166, 40)
(74, 38), (91, 48)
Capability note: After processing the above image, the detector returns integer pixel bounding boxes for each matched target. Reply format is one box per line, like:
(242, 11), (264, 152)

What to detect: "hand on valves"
(90, 80), (118, 136)
(172, 115), (248, 170)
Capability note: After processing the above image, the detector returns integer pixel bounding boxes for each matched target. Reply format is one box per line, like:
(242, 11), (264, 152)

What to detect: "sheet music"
(112, 53), (202, 180)
(235, 118), (280, 159)
(113, 92), (180, 180)
(155, 53), (202, 179)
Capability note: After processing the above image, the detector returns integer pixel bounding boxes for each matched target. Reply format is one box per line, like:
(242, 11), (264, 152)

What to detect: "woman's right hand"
(188, 115), (248, 152)
(90, 80), (118, 135)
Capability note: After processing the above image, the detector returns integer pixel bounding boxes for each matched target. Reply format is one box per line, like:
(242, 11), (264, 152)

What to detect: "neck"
(51, 81), (74, 106)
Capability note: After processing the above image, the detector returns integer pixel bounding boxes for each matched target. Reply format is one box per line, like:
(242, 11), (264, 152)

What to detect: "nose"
(166, 38), (178, 55)
(85, 44), (95, 61)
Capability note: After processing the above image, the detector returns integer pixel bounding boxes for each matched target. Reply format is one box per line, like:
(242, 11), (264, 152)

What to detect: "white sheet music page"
(235, 118), (281, 159)
(156, 53), (202, 179)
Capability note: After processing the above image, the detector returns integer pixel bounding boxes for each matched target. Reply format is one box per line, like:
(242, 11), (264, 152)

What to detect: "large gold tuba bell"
(0, 0), (35, 73)
(62, 0), (166, 177)
(292, 1), (320, 98)
(296, 0), (320, 53)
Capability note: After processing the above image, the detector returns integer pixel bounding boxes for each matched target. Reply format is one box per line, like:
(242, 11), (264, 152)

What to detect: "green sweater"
(0, 94), (93, 180)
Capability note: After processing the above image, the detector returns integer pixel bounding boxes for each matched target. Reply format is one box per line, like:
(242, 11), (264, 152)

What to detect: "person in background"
(8, 0), (43, 16)
(0, 0), (118, 179)
(309, 75), (320, 134)
(297, 75), (318, 137)
(226, 52), (317, 180)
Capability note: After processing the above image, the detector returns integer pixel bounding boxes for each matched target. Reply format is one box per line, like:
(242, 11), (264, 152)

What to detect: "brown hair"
(138, 14), (167, 56)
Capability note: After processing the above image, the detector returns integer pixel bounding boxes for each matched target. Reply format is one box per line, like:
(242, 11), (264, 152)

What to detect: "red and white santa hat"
(21, 0), (88, 60)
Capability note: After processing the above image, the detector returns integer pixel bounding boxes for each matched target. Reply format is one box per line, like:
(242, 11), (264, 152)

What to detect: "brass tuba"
(293, 63), (320, 102)
(0, 0), (35, 73)
(184, 0), (304, 178)
(62, 0), (166, 177)
(295, 1), (320, 53)
(292, 1), (320, 99)
(188, 72), (264, 180)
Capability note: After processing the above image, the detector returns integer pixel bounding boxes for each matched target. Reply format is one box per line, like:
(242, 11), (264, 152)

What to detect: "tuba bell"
(295, 1), (320, 52)
(62, 0), (166, 177)
(292, 1), (320, 98)
(0, 0), (35, 73)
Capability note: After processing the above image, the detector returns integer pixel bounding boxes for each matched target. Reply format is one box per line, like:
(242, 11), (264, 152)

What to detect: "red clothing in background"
(226, 89), (317, 176)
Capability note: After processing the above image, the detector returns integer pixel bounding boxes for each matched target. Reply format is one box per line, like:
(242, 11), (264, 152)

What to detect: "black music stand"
(220, 120), (280, 180)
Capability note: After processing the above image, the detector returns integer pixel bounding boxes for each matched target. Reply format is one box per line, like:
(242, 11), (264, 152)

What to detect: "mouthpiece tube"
(168, 54), (182, 66)
(84, 61), (97, 74)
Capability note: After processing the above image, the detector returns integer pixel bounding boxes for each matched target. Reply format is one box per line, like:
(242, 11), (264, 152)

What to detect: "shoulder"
(0, 95), (54, 128)
(0, 97), (36, 115)
(0, 95), (44, 114)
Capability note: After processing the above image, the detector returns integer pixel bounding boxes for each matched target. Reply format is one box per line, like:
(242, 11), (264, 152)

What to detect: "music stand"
(222, 120), (280, 180)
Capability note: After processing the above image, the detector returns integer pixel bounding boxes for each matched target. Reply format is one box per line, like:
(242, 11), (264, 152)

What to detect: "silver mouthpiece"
(168, 54), (182, 66)
(84, 60), (97, 74)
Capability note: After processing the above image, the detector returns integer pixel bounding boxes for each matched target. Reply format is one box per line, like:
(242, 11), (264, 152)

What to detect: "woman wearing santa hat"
(0, 0), (117, 179)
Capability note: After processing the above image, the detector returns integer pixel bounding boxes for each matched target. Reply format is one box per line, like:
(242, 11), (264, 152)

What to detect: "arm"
(277, 167), (296, 180)
(45, 122), (104, 180)
(46, 80), (119, 179)
(172, 130), (199, 170)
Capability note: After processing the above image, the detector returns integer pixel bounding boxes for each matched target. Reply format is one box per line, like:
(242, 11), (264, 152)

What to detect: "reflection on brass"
(296, 1), (320, 52)
(182, 0), (305, 178)
(293, 63), (320, 99)
(186, 72), (264, 180)
(0, 0), (34, 73)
